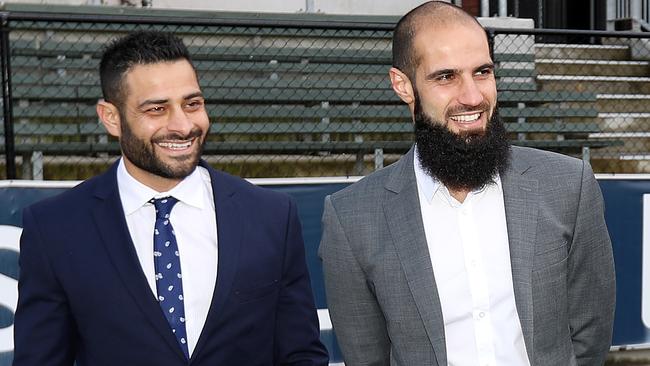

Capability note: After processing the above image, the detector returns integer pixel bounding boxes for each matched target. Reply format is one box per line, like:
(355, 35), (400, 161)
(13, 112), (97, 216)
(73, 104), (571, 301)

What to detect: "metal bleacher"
(0, 3), (620, 178)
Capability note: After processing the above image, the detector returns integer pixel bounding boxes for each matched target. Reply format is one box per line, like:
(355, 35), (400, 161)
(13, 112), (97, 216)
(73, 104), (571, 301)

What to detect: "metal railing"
(2, 5), (650, 179)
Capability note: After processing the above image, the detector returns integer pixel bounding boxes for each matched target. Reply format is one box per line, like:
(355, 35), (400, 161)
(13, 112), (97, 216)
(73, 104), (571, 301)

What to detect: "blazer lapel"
(383, 149), (447, 366)
(191, 164), (243, 360)
(91, 162), (187, 361)
(501, 149), (539, 359)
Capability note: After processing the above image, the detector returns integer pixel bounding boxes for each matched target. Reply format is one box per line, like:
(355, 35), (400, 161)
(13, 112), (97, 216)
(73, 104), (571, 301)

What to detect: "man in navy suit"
(13, 31), (328, 366)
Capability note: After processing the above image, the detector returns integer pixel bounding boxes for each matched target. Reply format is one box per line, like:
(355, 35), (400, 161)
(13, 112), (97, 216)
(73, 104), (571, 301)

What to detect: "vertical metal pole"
(632, 0), (642, 29)
(0, 12), (16, 179)
(498, 0), (507, 16)
(513, 0), (519, 17)
(606, 0), (616, 30)
(632, 0), (643, 18)
(481, 0), (489, 16)
(305, 0), (315, 13)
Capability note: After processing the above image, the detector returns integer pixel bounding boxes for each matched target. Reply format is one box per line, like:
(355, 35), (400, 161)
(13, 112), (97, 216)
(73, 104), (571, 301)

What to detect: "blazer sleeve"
(319, 195), (390, 366)
(13, 206), (76, 366)
(568, 161), (616, 365)
(274, 198), (329, 366)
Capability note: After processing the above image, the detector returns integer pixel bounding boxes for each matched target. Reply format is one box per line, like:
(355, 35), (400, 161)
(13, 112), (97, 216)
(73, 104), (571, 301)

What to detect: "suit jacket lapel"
(91, 162), (187, 361)
(501, 148), (539, 359)
(383, 149), (447, 366)
(191, 163), (243, 360)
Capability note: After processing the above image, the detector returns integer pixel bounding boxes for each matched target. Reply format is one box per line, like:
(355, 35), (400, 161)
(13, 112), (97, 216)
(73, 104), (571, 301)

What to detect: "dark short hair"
(392, 1), (483, 81)
(99, 30), (194, 107)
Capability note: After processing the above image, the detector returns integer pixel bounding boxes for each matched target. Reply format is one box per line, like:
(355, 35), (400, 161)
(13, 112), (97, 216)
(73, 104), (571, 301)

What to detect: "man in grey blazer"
(319, 2), (615, 366)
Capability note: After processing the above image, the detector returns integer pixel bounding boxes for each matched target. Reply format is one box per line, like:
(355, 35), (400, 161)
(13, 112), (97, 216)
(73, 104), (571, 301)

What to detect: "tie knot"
(150, 196), (179, 219)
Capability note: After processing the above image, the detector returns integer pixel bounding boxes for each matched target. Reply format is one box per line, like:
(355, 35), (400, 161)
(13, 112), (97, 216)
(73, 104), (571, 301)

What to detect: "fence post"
(481, 0), (489, 17)
(632, 0), (643, 30)
(0, 11), (16, 179)
(606, 0), (616, 30)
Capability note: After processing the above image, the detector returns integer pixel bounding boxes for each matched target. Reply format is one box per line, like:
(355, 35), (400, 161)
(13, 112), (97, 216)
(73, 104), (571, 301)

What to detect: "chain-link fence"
(2, 7), (650, 180)
(493, 28), (650, 175)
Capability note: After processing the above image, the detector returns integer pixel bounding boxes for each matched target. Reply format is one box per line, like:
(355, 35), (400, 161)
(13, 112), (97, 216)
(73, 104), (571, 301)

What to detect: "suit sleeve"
(274, 198), (329, 366)
(568, 162), (616, 365)
(319, 196), (390, 366)
(13, 206), (76, 366)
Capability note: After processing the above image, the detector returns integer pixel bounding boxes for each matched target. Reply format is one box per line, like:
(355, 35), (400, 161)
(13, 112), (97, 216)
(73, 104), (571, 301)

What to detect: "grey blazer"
(319, 146), (615, 366)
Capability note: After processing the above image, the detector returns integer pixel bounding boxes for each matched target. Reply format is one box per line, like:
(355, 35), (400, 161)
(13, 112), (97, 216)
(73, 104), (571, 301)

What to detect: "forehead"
(122, 60), (199, 103)
(412, 21), (491, 73)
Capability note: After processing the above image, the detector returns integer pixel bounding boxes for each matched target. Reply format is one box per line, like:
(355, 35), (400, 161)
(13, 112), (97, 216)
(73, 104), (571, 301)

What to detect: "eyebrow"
(476, 62), (495, 72)
(137, 91), (204, 109)
(424, 62), (495, 81)
(425, 68), (456, 81)
(184, 92), (204, 100)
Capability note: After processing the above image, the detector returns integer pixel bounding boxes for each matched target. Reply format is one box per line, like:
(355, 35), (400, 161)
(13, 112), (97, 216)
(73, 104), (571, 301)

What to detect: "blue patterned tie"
(151, 196), (189, 359)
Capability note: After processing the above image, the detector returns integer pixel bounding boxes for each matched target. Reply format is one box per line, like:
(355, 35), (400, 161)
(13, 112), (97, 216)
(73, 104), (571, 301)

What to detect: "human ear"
(389, 67), (415, 105)
(96, 100), (121, 138)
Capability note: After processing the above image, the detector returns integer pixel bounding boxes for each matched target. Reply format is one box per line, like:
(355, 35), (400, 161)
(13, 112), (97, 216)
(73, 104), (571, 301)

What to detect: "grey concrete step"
(508, 112), (650, 132)
(536, 43), (630, 60)
(596, 94), (650, 112)
(598, 112), (650, 131)
(538, 75), (650, 93)
(537, 59), (649, 76)
(590, 155), (650, 174)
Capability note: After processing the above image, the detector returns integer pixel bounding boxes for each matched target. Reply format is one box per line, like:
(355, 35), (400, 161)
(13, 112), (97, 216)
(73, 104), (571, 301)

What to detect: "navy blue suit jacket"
(13, 161), (328, 365)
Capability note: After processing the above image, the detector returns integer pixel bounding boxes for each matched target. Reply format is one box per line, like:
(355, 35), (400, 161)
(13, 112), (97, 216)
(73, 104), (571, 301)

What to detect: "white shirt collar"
(413, 145), (501, 204)
(117, 158), (208, 214)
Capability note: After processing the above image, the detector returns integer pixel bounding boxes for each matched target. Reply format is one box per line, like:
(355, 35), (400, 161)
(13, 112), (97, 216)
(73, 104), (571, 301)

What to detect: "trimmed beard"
(119, 110), (205, 180)
(414, 95), (510, 192)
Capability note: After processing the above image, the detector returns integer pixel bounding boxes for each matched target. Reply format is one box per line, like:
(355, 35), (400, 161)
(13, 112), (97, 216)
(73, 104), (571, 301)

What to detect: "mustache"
(152, 128), (203, 143)
(445, 100), (492, 118)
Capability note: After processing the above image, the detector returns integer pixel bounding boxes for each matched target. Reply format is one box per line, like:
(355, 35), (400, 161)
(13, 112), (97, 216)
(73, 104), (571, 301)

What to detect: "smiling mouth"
(156, 138), (194, 150)
(449, 112), (482, 123)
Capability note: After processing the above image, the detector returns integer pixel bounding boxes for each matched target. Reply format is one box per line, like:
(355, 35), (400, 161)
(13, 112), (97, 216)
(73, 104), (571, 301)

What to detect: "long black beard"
(414, 98), (511, 192)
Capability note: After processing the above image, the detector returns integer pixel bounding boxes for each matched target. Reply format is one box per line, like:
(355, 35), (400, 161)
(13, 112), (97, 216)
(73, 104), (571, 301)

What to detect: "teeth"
(450, 113), (481, 122)
(158, 140), (192, 150)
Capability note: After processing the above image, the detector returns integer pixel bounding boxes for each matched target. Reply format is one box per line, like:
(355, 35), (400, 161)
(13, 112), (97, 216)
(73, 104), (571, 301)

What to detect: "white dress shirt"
(117, 159), (218, 356)
(414, 149), (530, 366)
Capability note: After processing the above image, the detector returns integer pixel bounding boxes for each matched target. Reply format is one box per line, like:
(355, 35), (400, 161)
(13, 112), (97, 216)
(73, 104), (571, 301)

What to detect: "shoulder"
(509, 145), (586, 177)
(507, 146), (596, 196)
(334, 164), (393, 199)
(24, 169), (111, 218)
(327, 158), (401, 213)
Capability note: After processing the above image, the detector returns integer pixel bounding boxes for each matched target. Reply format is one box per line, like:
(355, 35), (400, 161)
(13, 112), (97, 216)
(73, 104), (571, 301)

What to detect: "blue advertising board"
(599, 176), (650, 349)
(0, 175), (648, 364)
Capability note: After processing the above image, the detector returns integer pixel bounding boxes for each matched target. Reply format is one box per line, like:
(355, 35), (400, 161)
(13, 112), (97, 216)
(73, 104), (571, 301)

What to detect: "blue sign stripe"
(0, 178), (647, 364)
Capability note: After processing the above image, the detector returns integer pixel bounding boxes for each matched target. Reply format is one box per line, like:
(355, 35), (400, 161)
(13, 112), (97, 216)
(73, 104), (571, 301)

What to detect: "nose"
(457, 75), (484, 107)
(166, 105), (193, 136)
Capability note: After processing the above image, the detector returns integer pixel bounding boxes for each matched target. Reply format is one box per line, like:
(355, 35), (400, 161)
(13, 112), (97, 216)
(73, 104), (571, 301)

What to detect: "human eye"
(185, 98), (205, 111)
(434, 72), (455, 84)
(146, 106), (166, 114)
(475, 65), (494, 78)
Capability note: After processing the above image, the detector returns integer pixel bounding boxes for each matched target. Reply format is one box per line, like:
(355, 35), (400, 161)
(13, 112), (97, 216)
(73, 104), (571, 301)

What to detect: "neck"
(448, 187), (470, 203)
(123, 158), (182, 193)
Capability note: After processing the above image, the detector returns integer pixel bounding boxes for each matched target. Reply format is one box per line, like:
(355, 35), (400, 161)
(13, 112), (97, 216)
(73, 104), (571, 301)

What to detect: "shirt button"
(479, 312), (485, 318)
